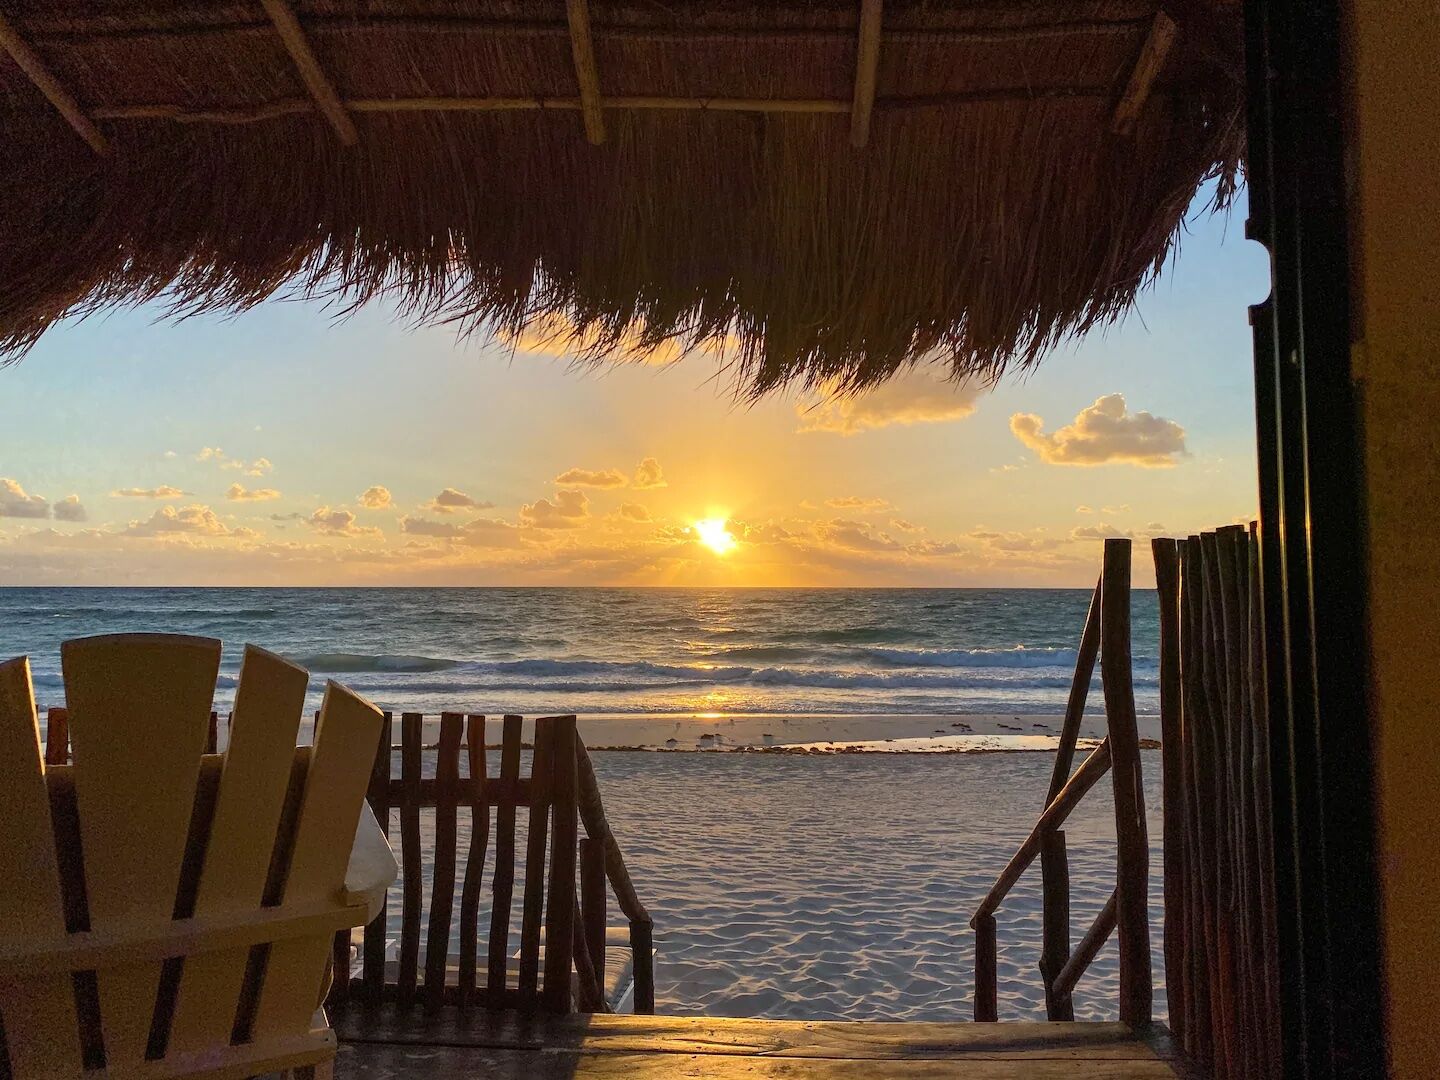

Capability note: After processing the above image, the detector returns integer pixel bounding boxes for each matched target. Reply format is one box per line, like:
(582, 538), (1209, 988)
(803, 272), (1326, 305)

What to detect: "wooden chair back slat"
(423, 713), (464, 1012)
(518, 716), (554, 1002)
(0, 658), (83, 1074)
(168, 646), (309, 1055)
(456, 714), (489, 1005)
(542, 715), (579, 1013)
(395, 713), (424, 1008)
(361, 712), (393, 1003)
(486, 716), (523, 994)
(251, 681), (382, 1040)
(63, 633), (221, 1064)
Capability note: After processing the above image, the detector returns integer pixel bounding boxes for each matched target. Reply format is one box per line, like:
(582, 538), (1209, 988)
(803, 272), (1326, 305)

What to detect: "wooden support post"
(1100, 538), (1152, 1024)
(974, 913), (998, 1022)
(630, 918), (655, 1014)
(396, 713), (423, 1008)
(565, 0), (606, 144)
(423, 713), (463, 1014)
(456, 714), (489, 1007)
(1039, 830), (1073, 1020)
(486, 717), (523, 996)
(543, 716), (579, 1013)
(580, 837), (607, 995)
(1152, 537), (1186, 1044)
(1111, 11), (1178, 134)
(518, 718), (553, 1001)
(0, 13), (108, 154)
(849, 0), (883, 147)
(260, 0), (358, 145)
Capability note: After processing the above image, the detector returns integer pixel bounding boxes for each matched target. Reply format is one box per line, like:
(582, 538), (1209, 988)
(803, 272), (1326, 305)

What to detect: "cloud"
(1070, 522), (1170, 541)
(969, 529), (1066, 552)
(1076, 505), (1094, 514)
(815, 518), (902, 552)
(270, 512), (304, 521)
(307, 507), (381, 537)
(618, 503), (652, 523)
(1102, 504), (1131, 514)
(632, 458), (666, 490)
(113, 485), (189, 499)
(910, 539), (964, 557)
(556, 467), (628, 489)
(798, 372), (983, 435)
(359, 486), (393, 509)
(53, 495), (87, 522)
(425, 488), (493, 514)
(400, 516), (464, 538)
(162, 450), (178, 459)
(458, 518), (525, 548)
(825, 496), (893, 512)
(196, 447), (273, 475)
(520, 489), (590, 529)
(890, 518), (924, 533)
(0, 479), (51, 518)
(124, 504), (233, 537)
(1010, 394), (1187, 467)
(225, 482), (281, 502)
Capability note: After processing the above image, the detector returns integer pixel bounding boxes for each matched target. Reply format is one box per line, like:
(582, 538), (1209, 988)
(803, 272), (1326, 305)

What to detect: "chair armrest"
(342, 803), (396, 924)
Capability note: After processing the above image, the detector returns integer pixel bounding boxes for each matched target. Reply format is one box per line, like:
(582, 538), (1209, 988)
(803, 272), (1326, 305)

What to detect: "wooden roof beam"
(850, 0), (884, 147)
(1111, 10), (1178, 135)
(0, 12), (108, 155)
(565, 0), (606, 144)
(260, 0), (358, 145)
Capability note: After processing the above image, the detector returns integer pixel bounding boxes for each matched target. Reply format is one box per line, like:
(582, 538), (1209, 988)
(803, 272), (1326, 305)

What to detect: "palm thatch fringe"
(0, 0), (1244, 396)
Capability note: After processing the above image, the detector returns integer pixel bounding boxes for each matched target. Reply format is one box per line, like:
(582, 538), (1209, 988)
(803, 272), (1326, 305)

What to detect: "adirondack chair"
(0, 634), (397, 1080)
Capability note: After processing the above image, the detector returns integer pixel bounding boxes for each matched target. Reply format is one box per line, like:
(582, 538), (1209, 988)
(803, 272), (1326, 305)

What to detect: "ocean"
(0, 585), (1168, 1021)
(0, 586), (1160, 719)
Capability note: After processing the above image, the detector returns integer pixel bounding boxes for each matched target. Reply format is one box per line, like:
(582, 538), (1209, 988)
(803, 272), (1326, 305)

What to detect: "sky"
(0, 186), (1269, 588)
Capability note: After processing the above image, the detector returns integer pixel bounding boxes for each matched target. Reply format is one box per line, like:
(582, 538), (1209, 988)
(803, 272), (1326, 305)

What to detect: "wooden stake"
(565, 0), (606, 145)
(0, 12), (108, 155)
(849, 0), (883, 147)
(1112, 11), (1178, 135)
(260, 0), (358, 145)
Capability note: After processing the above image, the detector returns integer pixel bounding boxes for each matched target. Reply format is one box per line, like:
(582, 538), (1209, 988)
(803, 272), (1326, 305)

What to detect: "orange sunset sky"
(0, 186), (1266, 588)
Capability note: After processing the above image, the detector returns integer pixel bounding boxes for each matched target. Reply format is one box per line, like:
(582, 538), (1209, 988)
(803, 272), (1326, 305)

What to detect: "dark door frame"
(1245, 0), (1388, 1075)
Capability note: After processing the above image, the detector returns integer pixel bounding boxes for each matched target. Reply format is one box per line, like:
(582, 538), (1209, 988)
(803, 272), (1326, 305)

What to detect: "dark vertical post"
(580, 837), (607, 996)
(424, 712), (463, 1012)
(1038, 829), (1073, 1020)
(630, 917), (655, 1014)
(1152, 537), (1186, 1043)
(457, 714), (489, 1007)
(543, 716), (579, 1013)
(974, 912), (998, 1022)
(487, 716), (523, 998)
(518, 717), (554, 1003)
(362, 712), (392, 1004)
(396, 711), (423, 1008)
(1100, 538), (1152, 1024)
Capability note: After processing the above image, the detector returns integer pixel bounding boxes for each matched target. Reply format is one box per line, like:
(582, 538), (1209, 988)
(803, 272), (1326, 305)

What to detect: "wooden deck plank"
(329, 1008), (1177, 1061)
(334, 1041), (1186, 1078)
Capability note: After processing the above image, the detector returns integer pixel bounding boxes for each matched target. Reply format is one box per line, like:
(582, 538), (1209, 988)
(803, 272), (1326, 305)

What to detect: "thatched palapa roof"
(0, 1), (1244, 394)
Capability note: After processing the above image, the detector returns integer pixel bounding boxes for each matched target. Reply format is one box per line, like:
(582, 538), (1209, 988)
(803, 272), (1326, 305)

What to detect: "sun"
(693, 517), (737, 556)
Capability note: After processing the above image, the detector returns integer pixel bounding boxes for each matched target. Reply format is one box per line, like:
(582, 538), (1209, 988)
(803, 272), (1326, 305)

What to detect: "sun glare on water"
(694, 518), (737, 556)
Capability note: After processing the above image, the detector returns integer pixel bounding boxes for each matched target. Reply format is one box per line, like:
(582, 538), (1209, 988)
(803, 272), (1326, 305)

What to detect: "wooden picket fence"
(970, 537), (1153, 1024)
(1153, 526), (1280, 1077)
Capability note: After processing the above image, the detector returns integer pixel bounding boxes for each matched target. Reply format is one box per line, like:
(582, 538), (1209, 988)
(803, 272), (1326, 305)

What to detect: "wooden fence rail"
(1156, 526), (1280, 1078)
(969, 538), (1152, 1024)
(40, 707), (655, 1019)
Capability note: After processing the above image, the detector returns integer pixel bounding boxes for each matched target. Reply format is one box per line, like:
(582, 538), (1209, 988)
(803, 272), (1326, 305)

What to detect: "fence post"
(1101, 538), (1152, 1024)
(1039, 830), (1073, 1020)
(974, 913), (998, 1022)
(1152, 537), (1185, 1042)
